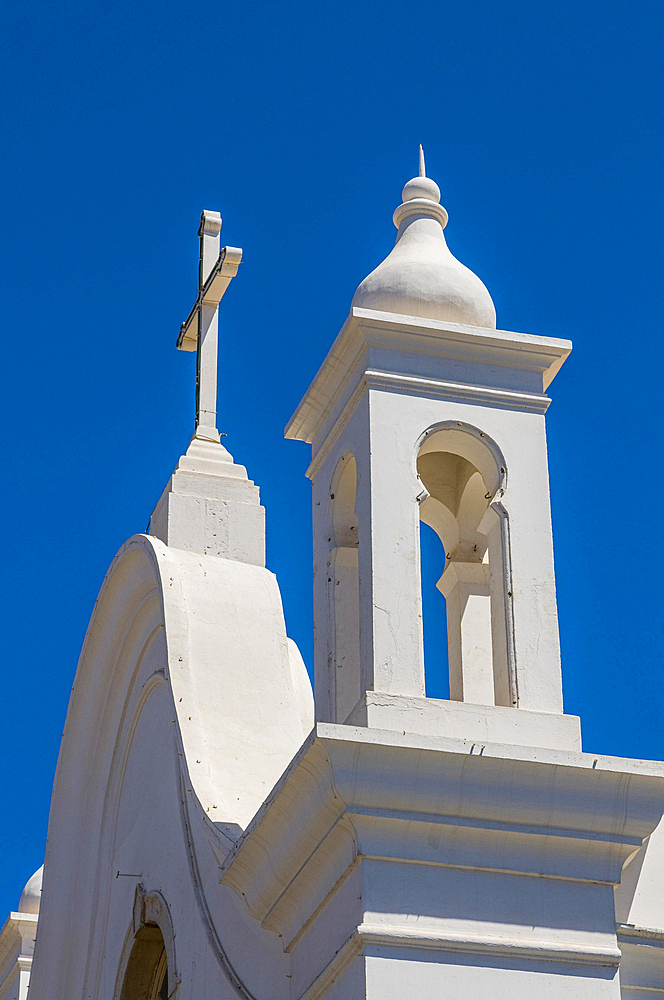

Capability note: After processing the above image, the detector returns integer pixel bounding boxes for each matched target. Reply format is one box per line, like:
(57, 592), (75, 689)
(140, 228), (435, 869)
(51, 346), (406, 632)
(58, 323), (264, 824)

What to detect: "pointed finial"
(400, 147), (442, 212)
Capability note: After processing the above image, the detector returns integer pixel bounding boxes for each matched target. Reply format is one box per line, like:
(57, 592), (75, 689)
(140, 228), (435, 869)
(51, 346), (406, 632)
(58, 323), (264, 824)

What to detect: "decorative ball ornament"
(401, 175), (442, 204)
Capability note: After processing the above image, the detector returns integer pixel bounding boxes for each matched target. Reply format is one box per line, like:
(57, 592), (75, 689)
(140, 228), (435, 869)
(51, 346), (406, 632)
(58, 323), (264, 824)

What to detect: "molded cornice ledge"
(0, 912), (38, 994)
(285, 308), (572, 454)
(220, 725), (664, 998)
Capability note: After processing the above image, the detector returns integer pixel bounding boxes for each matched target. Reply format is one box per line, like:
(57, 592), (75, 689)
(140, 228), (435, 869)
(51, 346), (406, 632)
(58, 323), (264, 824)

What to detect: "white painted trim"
(356, 922), (622, 966)
(618, 924), (664, 948)
(295, 915), (623, 1000)
(363, 369), (551, 413)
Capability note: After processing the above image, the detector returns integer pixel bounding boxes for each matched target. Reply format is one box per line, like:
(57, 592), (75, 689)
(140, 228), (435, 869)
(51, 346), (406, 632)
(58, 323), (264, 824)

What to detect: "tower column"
(362, 388), (425, 698)
(439, 560), (494, 704)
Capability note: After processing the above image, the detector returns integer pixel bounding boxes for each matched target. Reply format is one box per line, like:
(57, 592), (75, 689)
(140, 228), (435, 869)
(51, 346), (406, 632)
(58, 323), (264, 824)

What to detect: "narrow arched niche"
(329, 452), (360, 723)
(419, 519), (450, 699)
(417, 423), (512, 707)
(119, 925), (169, 1000)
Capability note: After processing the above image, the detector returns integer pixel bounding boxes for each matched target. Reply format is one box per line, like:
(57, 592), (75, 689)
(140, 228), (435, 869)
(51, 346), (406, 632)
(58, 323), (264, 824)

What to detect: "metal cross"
(177, 210), (242, 440)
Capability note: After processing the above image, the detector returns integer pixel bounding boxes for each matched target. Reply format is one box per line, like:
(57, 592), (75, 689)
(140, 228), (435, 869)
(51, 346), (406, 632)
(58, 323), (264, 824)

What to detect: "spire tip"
(418, 144), (426, 177)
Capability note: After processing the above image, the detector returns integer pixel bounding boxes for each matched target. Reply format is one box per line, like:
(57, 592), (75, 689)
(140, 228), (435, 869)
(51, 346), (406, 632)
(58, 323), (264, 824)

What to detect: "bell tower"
(287, 151), (580, 751)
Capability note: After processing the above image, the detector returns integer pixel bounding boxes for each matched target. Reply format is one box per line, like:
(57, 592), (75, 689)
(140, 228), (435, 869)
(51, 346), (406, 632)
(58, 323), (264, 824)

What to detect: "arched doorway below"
(119, 924), (168, 1000)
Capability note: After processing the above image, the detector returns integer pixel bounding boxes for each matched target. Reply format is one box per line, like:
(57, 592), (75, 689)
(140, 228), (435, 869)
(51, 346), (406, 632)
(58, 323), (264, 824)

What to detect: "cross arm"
(177, 246), (243, 351)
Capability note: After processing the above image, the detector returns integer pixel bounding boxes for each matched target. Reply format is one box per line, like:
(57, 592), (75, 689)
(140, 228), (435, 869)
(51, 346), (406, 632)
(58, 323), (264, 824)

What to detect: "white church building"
(4, 152), (664, 1000)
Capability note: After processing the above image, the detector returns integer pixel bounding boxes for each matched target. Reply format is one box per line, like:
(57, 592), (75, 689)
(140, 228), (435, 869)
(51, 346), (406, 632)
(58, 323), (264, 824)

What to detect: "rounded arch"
(416, 422), (506, 563)
(115, 888), (178, 1000)
(414, 421), (512, 708)
(117, 925), (168, 1000)
(416, 420), (507, 500)
(331, 451), (358, 548)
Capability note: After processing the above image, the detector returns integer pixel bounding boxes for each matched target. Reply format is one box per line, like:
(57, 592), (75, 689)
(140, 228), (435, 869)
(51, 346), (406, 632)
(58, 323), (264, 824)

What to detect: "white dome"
(351, 154), (496, 329)
(18, 865), (43, 914)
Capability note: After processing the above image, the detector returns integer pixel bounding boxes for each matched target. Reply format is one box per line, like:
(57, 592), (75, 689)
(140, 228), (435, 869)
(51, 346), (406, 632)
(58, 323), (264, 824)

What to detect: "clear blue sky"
(1, 0), (663, 915)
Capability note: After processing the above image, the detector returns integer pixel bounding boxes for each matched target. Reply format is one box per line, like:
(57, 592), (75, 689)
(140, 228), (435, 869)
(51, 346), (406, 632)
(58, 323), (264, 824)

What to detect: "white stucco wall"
(28, 534), (313, 1000)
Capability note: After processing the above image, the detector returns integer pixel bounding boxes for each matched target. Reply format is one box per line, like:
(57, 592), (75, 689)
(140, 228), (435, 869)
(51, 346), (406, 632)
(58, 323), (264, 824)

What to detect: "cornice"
(285, 311), (366, 446)
(220, 725), (664, 954)
(0, 913), (37, 988)
(364, 369), (551, 412)
(298, 922), (621, 1000)
(286, 308), (571, 448)
(616, 923), (664, 948)
(302, 367), (551, 481)
(356, 922), (622, 967)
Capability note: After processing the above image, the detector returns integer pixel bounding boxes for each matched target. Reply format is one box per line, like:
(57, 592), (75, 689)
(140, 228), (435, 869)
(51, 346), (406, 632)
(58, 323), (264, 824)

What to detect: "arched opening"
(417, 423), (511, 707)
(329, 452), (360, 723)
(119, 925), (169, 1000)
(420, 520), (450, 699)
